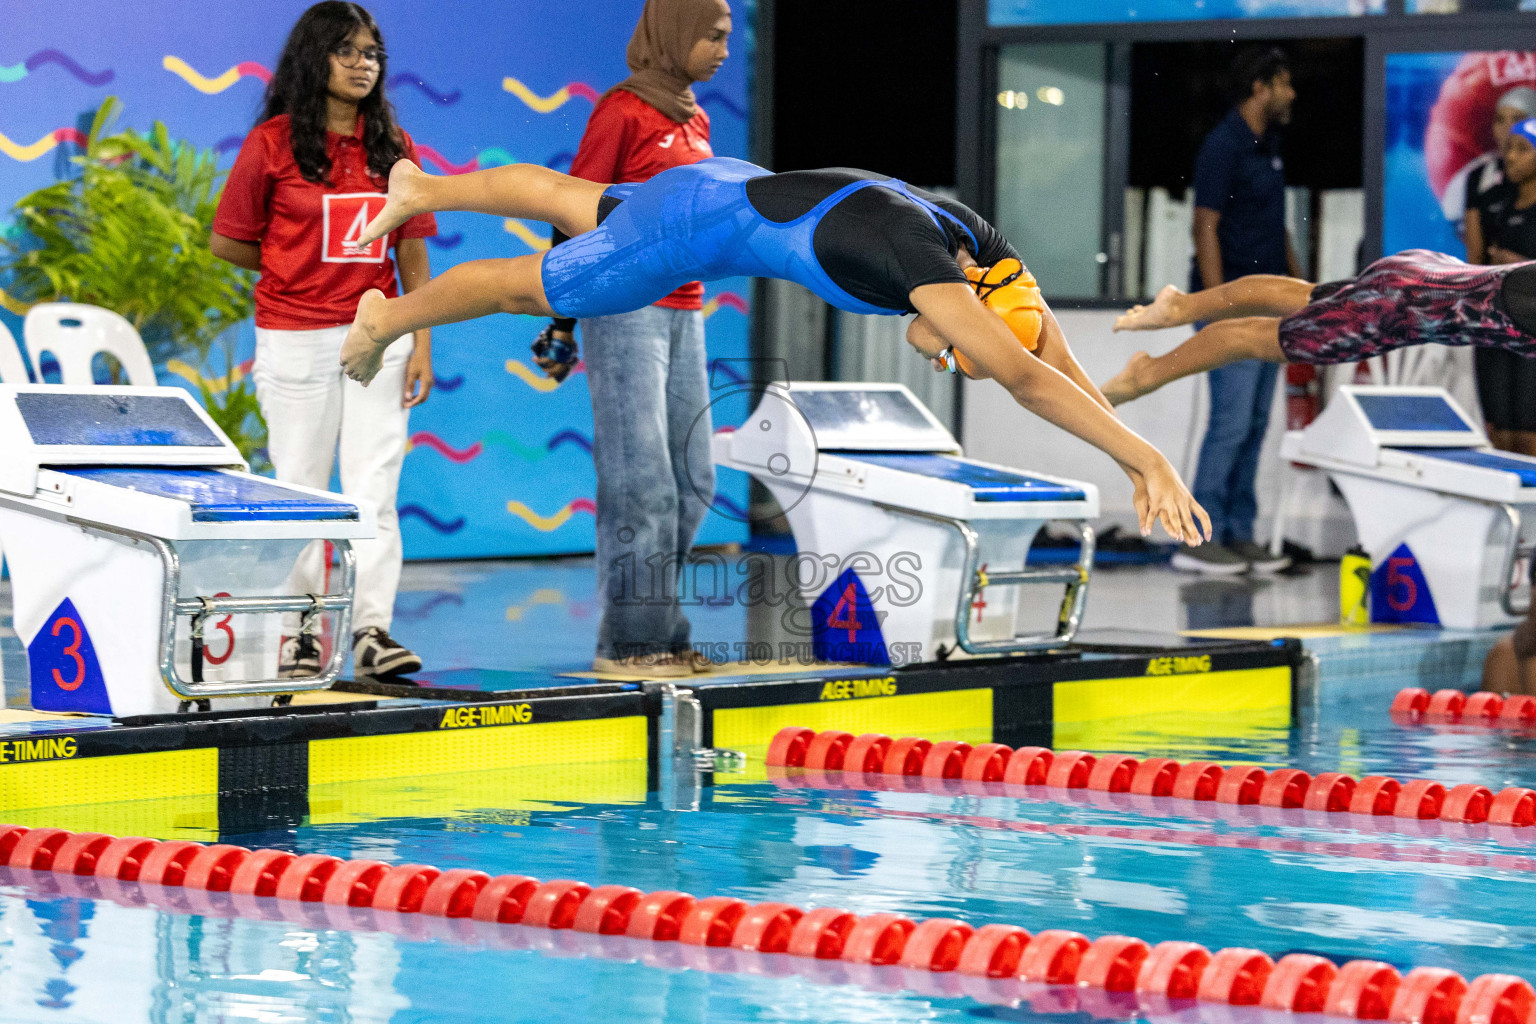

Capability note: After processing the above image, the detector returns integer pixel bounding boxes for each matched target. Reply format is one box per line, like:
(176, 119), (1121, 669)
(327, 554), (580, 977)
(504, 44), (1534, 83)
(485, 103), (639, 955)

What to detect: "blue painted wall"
(0, 0), (754, 557)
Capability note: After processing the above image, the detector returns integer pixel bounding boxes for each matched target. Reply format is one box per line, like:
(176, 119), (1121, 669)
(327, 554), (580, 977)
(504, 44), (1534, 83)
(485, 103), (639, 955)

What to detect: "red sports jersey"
(569, 89), (712, 310)
(213, 114), (438, 330)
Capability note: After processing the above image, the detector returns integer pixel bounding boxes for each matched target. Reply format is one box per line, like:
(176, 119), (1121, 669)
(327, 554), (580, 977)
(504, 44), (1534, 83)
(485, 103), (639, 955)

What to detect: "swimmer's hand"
(1130, 459), (1212, 545)
(341, 289), (390, 386)
(531, 325), (578, 383)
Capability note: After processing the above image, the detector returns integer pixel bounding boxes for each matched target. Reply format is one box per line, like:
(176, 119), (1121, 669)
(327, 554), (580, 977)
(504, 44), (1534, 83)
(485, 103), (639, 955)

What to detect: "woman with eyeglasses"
(211, 1), (434, 680)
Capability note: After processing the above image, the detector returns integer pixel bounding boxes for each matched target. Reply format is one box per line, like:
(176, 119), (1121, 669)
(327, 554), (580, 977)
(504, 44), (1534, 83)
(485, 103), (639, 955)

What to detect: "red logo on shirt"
(322, 192), (387, 263)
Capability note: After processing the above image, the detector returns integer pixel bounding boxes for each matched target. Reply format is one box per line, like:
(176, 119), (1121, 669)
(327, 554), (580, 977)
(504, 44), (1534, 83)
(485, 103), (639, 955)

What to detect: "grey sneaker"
(1231, 540), (1292, 574)
(353, 627), (422, 677)
(278, 634), (322, 679)
(1169, 543), (1251, 576)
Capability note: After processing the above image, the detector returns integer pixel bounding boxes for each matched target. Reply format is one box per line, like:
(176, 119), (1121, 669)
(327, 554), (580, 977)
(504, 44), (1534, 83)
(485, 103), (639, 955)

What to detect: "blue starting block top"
(63, 467), (359, 522)
(839, 453), (1087, 502)
(1395, 447), (1536, 488)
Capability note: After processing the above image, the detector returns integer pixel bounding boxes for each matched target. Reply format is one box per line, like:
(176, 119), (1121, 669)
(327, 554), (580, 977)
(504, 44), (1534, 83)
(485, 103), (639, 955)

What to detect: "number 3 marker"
(51, 617), (85, 691)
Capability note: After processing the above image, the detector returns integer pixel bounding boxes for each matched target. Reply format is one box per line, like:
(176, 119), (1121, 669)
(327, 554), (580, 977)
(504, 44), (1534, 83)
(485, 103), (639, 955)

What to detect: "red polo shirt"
(570, 90), (712, 310)
(214, 114), (438, 330)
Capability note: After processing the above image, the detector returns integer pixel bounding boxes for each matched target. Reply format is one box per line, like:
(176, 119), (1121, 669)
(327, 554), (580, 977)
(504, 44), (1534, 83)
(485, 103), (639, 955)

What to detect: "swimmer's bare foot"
(1102, 351), (1154, 406)
(341, 289), (393, 385)
(357, 160), (430, 246)
(1114, 284), (1186, 331)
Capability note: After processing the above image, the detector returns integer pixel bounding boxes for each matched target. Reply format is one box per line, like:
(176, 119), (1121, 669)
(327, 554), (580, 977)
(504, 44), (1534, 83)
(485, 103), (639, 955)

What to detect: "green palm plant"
(0, 97), (267, 466)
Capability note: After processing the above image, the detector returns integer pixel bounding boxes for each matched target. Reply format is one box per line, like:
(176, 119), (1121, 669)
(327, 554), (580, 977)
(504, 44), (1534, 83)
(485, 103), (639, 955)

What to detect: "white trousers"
(253, 325), (411, 632)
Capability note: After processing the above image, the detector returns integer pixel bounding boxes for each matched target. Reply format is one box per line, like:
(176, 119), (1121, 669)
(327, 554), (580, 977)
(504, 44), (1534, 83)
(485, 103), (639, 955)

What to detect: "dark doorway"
(771, 0), (958, 187)
(1130, 37), (1364, 195)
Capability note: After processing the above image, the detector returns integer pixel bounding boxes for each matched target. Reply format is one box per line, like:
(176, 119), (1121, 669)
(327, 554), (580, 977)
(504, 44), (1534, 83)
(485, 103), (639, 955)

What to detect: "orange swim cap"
(952, 258), (1046, 377)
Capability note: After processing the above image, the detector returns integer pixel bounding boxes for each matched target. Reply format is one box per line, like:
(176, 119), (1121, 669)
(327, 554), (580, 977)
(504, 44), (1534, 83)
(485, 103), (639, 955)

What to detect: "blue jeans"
(1191, 358), (1278, 545)
(582, 306), (714, 660)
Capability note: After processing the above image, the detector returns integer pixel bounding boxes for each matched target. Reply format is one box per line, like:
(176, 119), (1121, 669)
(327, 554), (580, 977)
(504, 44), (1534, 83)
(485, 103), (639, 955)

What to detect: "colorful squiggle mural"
(400, 504), (467, 534)
(0, 127), (86, 162)
(0, 286), (33, 316)
(385, 72), (459, 106)
(506, 497), (597, 531)
(406, 427), (593, 464)
(503, 218), (551, 251)
(162, 55), (271, 93)
(165, 357), (253, 393)
(501, 76), (599, 114)
(0, 50), (114, 86)
(0, 3), (752, 561)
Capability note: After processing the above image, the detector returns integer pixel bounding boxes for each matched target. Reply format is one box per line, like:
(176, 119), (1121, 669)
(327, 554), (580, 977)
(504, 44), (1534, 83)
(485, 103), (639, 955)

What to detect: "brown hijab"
(606, 0), (730, 124)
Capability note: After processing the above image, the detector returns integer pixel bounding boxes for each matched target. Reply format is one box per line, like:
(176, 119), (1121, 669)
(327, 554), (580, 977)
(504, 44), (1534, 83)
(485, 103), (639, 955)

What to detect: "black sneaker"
(1169, 543), (1251, 576)
(353, 627), (422, 677)
(278, 634), (322, 679)
(1231, 540), (1293, 574)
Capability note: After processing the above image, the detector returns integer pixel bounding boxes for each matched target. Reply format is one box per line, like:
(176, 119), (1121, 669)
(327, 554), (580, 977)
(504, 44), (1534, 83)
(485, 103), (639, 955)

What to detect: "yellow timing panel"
(309, 759), (648, 824)
(712, 688), (994, 753)
(0, 747), (218, 814)
(2, 796), (219, 841)
(308, 714), (649, 785)
(1053, 665), (1292, 748)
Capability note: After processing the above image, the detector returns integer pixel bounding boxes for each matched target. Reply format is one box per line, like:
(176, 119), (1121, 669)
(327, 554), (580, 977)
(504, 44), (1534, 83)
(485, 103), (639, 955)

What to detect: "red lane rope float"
(1, 822), (1532, 1024)
(764, 727), (1536, 831)
(1392, 687), (1536, 727)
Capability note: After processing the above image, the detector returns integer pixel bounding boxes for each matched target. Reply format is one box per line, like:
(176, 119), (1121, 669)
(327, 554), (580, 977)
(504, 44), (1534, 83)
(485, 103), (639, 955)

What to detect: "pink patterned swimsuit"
(1276, 249), (1536, 364)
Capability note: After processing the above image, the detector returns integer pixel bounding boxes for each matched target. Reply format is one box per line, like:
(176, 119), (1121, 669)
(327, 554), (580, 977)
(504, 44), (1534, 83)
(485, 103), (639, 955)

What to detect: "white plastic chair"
(23, 302), (156, 386)
(0, 319), (29, 384)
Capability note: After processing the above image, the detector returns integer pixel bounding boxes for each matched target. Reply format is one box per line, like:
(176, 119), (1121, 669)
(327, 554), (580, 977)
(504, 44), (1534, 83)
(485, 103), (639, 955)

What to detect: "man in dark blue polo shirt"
(1174, 46), (1299, 577)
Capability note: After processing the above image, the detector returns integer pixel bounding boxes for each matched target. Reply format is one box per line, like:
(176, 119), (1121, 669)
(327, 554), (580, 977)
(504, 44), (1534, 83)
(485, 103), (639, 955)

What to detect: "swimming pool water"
(2, 704), (1534, 1023)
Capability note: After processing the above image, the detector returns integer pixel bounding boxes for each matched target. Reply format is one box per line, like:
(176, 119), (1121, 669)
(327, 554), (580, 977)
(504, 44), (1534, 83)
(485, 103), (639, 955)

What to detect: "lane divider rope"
(0, 822), (1530, 1024)
(765, 727), (1536, 828)
(1392, 689), (1536, 729)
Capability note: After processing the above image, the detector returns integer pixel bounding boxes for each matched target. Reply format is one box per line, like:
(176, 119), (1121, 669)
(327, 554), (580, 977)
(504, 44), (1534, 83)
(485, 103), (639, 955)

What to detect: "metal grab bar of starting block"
(81, 521), (355, 699)
(1497, 504), (1534, 619)
(875, 503), (1095, 655)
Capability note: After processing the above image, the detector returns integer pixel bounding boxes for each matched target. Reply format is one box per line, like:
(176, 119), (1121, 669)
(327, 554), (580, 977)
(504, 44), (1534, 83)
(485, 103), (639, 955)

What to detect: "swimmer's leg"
(1103, 317), (1285, 406)
(341, 253), (552, 384)
(1115, 276), (1315, 331)
(360, 160), (609, 246)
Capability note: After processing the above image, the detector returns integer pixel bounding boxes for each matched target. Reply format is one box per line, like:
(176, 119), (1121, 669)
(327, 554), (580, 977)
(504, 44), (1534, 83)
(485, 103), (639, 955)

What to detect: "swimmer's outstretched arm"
(1033, 305), (1115, 413)
(357, 160), (609, 247)
(1101, 317), (1286, 407)
(1114, 275), (1315, 332)
(911, 283), (1211, 545)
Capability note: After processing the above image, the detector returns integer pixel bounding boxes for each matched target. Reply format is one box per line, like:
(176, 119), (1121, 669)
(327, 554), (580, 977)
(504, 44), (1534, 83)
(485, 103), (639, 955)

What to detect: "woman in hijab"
(534, 0), (732, 677)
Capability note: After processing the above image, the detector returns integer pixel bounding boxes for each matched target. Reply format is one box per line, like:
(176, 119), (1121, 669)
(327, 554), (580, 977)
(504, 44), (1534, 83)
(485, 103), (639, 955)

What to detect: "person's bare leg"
(1102, 317), (1286, 406)
(359, 160), (609, 246)
(341, 253), (552, 384)
(1115, 276), (1316, 331)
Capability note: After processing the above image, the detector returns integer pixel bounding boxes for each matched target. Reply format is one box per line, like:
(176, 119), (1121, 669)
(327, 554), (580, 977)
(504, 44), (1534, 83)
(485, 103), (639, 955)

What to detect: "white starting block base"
(1280, 385), (1532, 630)
(717, 383), (1098, 664)
(0, 386), (373, 717)
(2, 516), (311, 715)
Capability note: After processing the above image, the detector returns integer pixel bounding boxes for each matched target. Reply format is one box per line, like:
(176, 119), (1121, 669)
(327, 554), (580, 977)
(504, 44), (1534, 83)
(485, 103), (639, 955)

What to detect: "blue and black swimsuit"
(541, 158), (1019, 319)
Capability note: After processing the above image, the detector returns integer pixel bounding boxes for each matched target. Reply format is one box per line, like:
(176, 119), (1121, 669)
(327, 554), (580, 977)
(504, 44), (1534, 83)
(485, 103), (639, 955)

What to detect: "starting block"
(714, 382), (1097, 664)
(1279, 385), (1533, 629)
(0, 385), (373, 716)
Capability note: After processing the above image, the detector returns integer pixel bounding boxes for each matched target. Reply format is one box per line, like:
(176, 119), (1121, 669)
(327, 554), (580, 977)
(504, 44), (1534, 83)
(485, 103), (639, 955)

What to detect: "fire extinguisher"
(1285, 363), (1320, 429)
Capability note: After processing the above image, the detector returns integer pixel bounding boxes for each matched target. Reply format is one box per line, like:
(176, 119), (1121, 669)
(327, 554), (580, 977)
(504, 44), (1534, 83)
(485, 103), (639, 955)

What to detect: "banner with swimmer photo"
(1384, 50), (1536, 258)
(0, 0), (754, 559)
